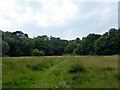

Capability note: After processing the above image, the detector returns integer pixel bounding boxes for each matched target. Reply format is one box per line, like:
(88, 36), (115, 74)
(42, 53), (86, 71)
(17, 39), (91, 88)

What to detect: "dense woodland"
(1, 28), (120, 57)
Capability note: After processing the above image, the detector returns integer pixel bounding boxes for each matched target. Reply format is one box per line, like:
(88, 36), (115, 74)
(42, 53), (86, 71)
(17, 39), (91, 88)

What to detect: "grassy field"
(2, 56), (119, 88)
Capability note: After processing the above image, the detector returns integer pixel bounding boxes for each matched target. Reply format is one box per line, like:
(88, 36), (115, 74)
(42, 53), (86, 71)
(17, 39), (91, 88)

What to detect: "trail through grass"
(2, 56), (119, 88)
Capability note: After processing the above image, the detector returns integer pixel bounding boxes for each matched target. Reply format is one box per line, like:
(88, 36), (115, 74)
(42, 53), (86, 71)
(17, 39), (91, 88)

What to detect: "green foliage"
(32, 49), (40, 56)
(2, 31), (29, 56)
(69, 63), (86, 73)
(94, 36), (106, 55)
(72, 48), (77, 55)
(94, 28), (118, 55)
(31, 64), (44, 71)
(1, 27), (119, 56)
(2, 41), (9, 56)
(31, 49), (44, 56)
(39, 51), (44, 56)
(65, 41), (77, 54)
(22, 38), (34, 56)
(0, 34), (2, 57)
(81, 34), (101, 55)
(118, 28), (120, 55)
(73, 44), (83, 55)
(2, 56), (118, 88)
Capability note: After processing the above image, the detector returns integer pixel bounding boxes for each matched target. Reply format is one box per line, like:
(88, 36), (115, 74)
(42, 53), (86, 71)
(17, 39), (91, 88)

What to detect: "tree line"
(1, 28), (120, 57)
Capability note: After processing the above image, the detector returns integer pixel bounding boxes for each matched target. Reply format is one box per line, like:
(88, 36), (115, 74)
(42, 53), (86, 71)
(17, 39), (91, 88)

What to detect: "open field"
(2, 56), (119, 88)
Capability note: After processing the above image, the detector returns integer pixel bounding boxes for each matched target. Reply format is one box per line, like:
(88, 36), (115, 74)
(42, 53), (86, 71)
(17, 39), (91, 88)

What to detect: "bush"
(69, 63), (86, 73)
(39, 51), (44, 56)
(31, 49), (44, 56)
(31, 63), (43, 71)
(32, 49), (40, 56)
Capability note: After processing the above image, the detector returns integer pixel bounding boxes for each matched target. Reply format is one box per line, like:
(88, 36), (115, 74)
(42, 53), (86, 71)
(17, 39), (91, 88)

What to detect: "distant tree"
(39, 51), (45, 56)
(22, 38), (34, 56)
(82, 34), (101, 55)
(32, 49), (44, 56)
(94, 36), (107, 55)
(94, 28), (118, 55)
(2, 41), (9, 56)
(32, 49), (40, 56)
(33, 35), (50, 55)
(2, 31), (29, 56)
(118, 27), (120, 55)
(74, 44), (83, 55)
(75, 37), (81, 43)
(0, 31), (1, 57)
(50, 36), (68, 55)
(72, 48), (77, 55)
(0, 37), (1, 57)
(1, 27), (119, 57)
(65, 41), (77, 54)
(11, 31), (28, 39)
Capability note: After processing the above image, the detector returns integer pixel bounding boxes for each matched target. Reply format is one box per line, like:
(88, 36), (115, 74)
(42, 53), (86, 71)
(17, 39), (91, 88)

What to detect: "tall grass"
(2, 56), (118, 88)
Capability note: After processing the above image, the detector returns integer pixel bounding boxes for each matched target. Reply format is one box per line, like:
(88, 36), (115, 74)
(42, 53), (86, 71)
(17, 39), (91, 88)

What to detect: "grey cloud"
(1, 1), (118, 40)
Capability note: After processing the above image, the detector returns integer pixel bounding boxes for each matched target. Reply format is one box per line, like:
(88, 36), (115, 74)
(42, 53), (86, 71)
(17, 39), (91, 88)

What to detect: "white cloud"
(16, 7), (33, 24)
(81, 5), (116, 24)
(0, 15), (11, 30)
(35, 12), (49, 27)
(0, 0), (32, 30)
(100, 8), (112, 21)
(0, 0), (117, 39)
(0, 0), (78, 28)
(0, 0), (16, 17)
(34, 0), (78, 26)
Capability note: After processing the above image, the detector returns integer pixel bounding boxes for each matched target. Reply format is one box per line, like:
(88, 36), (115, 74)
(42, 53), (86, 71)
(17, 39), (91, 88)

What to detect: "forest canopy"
(1, 28), (119, 57)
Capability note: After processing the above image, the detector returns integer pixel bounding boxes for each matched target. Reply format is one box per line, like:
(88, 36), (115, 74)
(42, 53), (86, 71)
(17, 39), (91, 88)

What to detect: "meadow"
(2, 56), (119, 88)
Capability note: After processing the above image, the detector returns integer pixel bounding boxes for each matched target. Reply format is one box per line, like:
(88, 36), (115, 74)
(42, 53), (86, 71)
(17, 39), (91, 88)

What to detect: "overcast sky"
(0, 0), (118, 40)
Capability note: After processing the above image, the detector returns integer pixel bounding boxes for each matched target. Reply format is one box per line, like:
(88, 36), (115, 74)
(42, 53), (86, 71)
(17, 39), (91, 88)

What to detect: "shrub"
(39, 51), (44, 56)
(32, 49), (40, 56)
(69, 63), (86, 73)
(31, 63), (43, 71)
(31, 49), (44, 56)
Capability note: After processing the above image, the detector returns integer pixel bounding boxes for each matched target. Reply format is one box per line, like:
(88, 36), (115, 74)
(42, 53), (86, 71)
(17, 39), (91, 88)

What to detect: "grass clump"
(114, 73), (120, 80)
(101, 67), (116, 71)
(27, 61), (51, 71)
(68, 61), (88, 86)
(29, 63), (43, 71)
(69, 63), (86, 74)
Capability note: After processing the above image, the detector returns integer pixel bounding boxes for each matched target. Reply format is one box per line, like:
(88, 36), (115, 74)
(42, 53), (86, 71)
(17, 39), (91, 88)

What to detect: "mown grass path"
(31, 59), (67, 88)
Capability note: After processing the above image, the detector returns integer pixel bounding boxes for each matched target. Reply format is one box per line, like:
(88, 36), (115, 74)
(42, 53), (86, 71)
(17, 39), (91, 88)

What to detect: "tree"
(75, 37), (81, 43)
(118, 27), (120, 55)
(94, 28), (118, 55)
(107, 28), (118, 54)
(39, 51), (44, 56)
(22, 38), (34, 56)
(2, 31), (29, 56)
(33, 35), (50, 55)
(32, 49), (44, 56)
(0, 31), (1, 57)
(94, 36), (107, 55)
(11, 31), (28, 39)
(73, 44), (83, 55)
(1, 27), (119, 56)
(32, 49), (40, 56)
(65, 41), (77, 54)
(2, 41), (9, 56)
(49, 36), (68, 55)
(81, 34), (101, 55)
